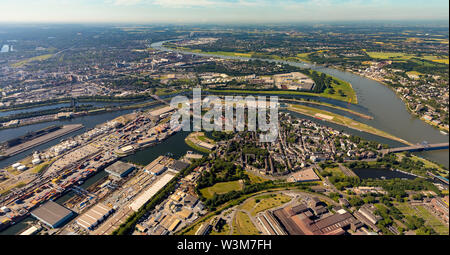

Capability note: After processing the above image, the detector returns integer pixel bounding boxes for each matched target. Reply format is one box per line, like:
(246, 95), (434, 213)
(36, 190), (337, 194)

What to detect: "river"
(151, 40), (449, 168)
(0, 101), (133, 118)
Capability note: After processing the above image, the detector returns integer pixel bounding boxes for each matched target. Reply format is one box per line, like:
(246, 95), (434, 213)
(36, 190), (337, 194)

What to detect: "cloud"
(109, 0), (146, 6)
(107, 0), (271, 8)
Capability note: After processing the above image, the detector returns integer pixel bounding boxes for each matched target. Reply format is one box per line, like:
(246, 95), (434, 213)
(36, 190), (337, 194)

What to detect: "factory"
(271, 202), (362, 235)
(76, 203), (114, 230)
(30, 201), (74, 228)
(105, 161), (136, 178)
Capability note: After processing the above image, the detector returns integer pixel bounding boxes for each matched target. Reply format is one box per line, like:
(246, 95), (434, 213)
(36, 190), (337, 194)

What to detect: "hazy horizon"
(0, 0), (448, 23)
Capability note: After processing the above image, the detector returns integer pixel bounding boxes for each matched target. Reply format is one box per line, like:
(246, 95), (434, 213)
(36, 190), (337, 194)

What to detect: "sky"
(0, 0), (448, 23)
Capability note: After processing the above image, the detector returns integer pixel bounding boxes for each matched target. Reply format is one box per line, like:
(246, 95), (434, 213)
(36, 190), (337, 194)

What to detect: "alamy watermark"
(169, 88), (279, 142)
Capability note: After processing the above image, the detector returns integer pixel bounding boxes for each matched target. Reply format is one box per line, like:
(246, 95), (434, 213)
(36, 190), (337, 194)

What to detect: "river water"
(0, 101), (162, 169)
(0, 101), (133, 118)
(151, 40), (449, 168)
(352, 168), (417, 180)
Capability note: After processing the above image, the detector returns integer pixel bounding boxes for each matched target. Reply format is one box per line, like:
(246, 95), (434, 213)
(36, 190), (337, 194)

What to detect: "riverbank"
(0, 100), (160, 131)
(281, 98), (373, 120)
(162, 44), (357, 104)
(0, 124), (84, 158)
(287, 104), (412, 145)
(344, 68), (449, 133)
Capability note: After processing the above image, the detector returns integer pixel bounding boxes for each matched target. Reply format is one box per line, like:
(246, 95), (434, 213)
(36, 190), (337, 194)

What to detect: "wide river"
(150, 40), (449, 168)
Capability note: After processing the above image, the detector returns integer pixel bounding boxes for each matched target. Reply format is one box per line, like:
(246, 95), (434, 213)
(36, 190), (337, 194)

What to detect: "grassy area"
(421, 55), (449, 65)
(240, 193), (292, 216)
(324, 167), (345, 177)
(366, 51), (449, 65)
(206, 88), (356, 104)
(200, 180), (243, 199)
(365, 51), (416, 60)
(406, 71), (424, 77)
(296, 53), (311, 62)
(210, 223), (230, 235)
(154, 88), (189, 96)
(288, 104), (411, 145)
(395, 202), (449, 235)
(320, 72), (357, 104)
(31, 162), (51, 174)
(11, 54), (54, 68)
(398, 153), (448, 174)
(196, 132), (215, 144)
(232, 211), (260, 235)
(185, 132), (214, 154)
(183, 223), (202, 235)
(185, 138), (211, 154)
(246, 172), (268, 184)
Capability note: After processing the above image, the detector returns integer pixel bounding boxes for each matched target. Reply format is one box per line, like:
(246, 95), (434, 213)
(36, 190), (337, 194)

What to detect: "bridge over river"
(380, 142), (449, 155)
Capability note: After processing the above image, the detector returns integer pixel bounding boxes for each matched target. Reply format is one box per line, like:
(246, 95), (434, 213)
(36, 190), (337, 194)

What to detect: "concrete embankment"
(0, 124), (84, 158)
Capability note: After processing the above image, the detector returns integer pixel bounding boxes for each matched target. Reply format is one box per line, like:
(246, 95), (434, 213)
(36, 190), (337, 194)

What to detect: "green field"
(395, 202), (449, 235)
(365, 51), (416, 60)
(200, 180), (243, 199)
(232, 211), (260, 235)
(206, 87), (356, 104)
(288, 104), (411, 145)
(366, 51), (449, 65)
(240, 193), (292, 216)
(11, 54), (54, 68)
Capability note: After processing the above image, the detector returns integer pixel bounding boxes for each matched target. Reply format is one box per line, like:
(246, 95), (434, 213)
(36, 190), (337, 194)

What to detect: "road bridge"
(380, 142), (449, 155)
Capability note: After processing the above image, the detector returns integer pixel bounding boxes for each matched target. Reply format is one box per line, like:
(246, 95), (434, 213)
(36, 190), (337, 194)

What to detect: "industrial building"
(31, 201), (74, 228)
(272, 201), (361, 235)
(20, 226), (41, 235)
(144, 156), (168, 175)
(105, 161), (135, 178)
(76, 203), (114, 230)
(129, 172), (177, 212)
(168, 160), (190, 173)
(150, 106), (175, 118)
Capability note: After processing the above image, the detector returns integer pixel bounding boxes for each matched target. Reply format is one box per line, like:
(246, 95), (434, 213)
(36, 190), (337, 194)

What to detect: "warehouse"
(76, 203), (114, 230)
(105, 161), (135, 178)
(129, 172), (176, 212)
(31, 201), (74, 228)
(150, 106), (175, 118)
(146, 163), (166, 176)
